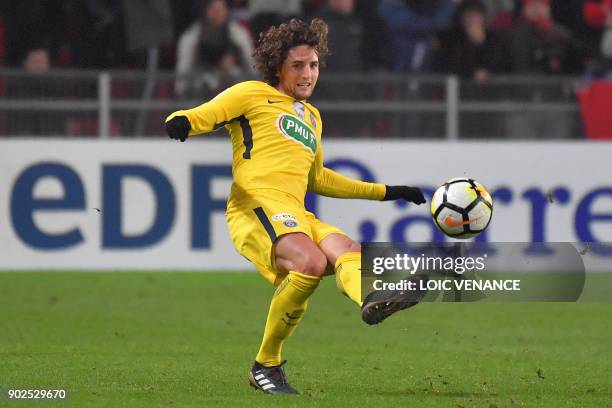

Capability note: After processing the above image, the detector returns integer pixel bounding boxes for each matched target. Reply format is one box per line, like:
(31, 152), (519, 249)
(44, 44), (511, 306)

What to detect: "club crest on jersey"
(293, 101), (305, 119)
(309, 112), (317, 129)
(276, 114), (317, 154)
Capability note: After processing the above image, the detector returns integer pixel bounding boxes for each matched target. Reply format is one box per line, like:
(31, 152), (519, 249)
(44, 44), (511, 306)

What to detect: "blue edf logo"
(8, 160), (612, 255)
(10, 162), (230, 250)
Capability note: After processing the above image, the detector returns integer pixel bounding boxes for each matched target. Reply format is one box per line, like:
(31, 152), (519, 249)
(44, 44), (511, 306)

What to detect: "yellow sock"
(335, 252), (362, 306)
(255, 271), (320, 367)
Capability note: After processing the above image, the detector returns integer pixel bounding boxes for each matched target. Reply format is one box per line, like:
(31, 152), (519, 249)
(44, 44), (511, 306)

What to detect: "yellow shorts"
(226, 189), (345, 287)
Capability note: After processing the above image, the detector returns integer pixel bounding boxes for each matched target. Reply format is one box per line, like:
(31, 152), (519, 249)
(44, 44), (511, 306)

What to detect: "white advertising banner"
(1, 140), (611, 270)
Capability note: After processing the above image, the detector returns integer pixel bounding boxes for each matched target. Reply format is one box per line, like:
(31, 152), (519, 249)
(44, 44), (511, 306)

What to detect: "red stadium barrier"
(578, 81), (612, 139)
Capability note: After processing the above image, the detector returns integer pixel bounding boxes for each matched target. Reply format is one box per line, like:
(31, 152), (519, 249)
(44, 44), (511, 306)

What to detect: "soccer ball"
(431, 178), (493, 239)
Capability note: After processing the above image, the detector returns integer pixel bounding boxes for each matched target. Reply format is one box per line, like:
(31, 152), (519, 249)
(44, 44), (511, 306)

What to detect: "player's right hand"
(165, 116), (191, 142)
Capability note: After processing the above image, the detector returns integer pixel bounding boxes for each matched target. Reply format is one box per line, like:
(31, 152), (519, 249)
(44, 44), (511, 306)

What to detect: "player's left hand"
(383, 185), (426, 204)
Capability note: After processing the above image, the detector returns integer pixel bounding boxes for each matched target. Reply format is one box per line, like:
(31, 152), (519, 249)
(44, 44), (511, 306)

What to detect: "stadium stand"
(0, 0), (609, 139)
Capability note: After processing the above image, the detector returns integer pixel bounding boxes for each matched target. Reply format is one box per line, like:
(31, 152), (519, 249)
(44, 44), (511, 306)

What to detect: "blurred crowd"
(2, 0), (612, 93)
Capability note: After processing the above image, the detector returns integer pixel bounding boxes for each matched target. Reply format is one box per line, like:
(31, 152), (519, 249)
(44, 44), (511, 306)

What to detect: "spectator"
(314, 0), (364, 72)
(585, 0), (612, 78)
(248, 0), (303, 39)
(600, 1), (612, 57)
(486, 0), (517, 30)
(175, 0), (254, 97)
(481, 0), (514, 21)
(5, 47), (63, 135)
(23, 48), (50, 72)
(438, 0), (508, 80)
(508, 0), (576, 74)
(505, 0), (578, 139)
(584, 0), (610, 27)
(4, 1), (57, 67)
(58, 0), (129, 68)
(547, 1), (596, 70)
(354, 0), (392, 71)
(378, 0), (462, 72)
(583, 0), (612, 60)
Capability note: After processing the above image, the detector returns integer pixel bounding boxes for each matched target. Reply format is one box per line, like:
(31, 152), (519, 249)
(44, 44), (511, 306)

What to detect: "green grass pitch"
(1, 272), (610, 407)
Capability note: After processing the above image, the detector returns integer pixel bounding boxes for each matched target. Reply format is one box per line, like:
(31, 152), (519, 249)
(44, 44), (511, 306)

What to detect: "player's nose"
(301, 65), (312, 78)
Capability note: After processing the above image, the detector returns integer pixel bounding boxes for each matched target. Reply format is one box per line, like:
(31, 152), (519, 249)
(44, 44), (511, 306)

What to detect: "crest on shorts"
(272, 213), (298, 228)
(272, 213), (296, 222)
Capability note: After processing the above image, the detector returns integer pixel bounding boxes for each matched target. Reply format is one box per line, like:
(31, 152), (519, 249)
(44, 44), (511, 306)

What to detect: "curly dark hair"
(253, 18), (329, 86)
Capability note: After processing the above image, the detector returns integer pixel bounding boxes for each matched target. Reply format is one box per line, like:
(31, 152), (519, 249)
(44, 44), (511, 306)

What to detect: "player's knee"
(299, 251), (328, 277)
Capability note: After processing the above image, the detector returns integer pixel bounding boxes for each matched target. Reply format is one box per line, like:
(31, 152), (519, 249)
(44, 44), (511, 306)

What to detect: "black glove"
(165, 115), (191, 142)
(383, 185), (426, 204)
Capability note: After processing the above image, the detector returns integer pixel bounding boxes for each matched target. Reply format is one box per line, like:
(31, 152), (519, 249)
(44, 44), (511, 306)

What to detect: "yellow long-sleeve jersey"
(166, 80), (386, 203)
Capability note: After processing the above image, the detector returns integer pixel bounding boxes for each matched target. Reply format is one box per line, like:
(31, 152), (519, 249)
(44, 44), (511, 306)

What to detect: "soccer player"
(165, 18), (426, 395)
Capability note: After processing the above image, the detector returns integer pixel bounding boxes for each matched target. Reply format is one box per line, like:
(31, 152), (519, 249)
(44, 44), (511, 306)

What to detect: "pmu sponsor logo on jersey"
(276, 114), (317, 154)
